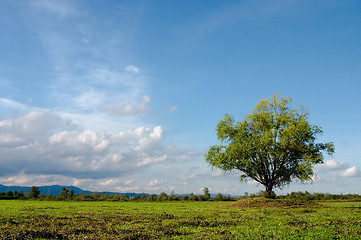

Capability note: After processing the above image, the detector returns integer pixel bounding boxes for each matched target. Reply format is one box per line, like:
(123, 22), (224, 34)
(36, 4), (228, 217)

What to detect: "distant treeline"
(1, 186), (360, 202)
(244, 191), (361, 201)
(0, 186), (234, 201)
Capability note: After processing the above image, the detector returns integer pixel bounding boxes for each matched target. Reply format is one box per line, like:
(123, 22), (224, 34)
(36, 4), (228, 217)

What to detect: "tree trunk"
(265, 185), (274, 199)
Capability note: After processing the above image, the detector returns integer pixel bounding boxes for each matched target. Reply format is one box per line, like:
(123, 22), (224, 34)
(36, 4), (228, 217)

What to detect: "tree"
(68, 189), (74, 199)
(60, 187), (74, 200)
(206, 94), (334, 198)
(141, 193), (147, 201)
(182, 195), (190, 201)
(214, 193), (224, 201)
(6, 190), (14, 197)
(157, 192), (168, 201)
(61, 187), (69, 199)
(148, 194), (157, 201)
(29, 186), (40, 198)
(203, 187), (210, 201)
(190, 193), (198, 201)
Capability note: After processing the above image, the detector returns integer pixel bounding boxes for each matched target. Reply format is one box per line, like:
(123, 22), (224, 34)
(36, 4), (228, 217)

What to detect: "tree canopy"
(29, 186), (40, 199)
(206, 94), (334, 197)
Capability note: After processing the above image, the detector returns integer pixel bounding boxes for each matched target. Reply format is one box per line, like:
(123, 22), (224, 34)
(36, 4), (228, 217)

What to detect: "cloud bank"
(315, 160), (360, 178)
(0, 110), (176, 180)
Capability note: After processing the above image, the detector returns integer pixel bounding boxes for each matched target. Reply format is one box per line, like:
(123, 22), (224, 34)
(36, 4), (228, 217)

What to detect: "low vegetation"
(1, 199), (360, 239)
(2, 186), (361, 202)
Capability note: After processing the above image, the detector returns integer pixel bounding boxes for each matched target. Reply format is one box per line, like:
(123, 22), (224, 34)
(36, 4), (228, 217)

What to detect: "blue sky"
(0, 0), (360, 195)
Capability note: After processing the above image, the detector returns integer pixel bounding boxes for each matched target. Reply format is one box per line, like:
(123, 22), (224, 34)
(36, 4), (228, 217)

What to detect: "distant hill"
(0, 184), (149, 197)
(0, 184), (92, 195)
(0, 184), (228, 198)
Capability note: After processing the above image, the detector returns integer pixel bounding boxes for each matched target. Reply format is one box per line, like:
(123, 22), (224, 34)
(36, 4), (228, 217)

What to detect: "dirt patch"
(227, 197), (318, 208)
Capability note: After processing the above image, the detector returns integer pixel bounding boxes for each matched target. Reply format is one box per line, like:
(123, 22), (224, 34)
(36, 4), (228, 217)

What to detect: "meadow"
(0, 199), (360, 239)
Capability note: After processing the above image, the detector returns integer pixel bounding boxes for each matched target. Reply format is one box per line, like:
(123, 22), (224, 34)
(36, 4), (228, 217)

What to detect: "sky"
(0, 0), (360, 195)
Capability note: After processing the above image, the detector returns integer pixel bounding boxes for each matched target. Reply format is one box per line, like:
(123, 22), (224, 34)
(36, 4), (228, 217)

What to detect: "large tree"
(206, 95), (334, 197)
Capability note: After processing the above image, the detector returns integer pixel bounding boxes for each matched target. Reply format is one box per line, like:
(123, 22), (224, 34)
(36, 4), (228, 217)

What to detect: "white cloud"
(0, 111), (166, 178)
(101, 95), (151, 116)
(183, 0), (296, 42)
(211, 170), (224, 177)
(167, 105), (178, 112)
(25, 2), (147, 115)
(30, 0), (77, 18)
(314, 160), (349, 172)
(310, 174), (320, 182)
(340, 166), (360, 178)
(314, 160), (361, 179)
(124, 180), (135, 186)
(148, 179), (160, 186)
(0, 98), (31, 120)
(0, 172), (75, 187)
(73, 89), (106, 110)
(86, 68), (143, 88)
(0, 98), (29, 112)
(125, 65), (139, 74)
(0, 110), (199, 193)
(246, 180), (259, 186)
(0, 110), (71, 147)
(137, 155), (167, 167)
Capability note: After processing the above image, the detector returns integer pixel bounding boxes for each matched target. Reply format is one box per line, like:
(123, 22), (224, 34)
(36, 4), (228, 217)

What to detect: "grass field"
(0, 200), (360, 239)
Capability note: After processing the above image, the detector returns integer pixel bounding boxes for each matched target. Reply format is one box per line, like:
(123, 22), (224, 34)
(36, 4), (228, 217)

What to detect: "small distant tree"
(13, 189), (20, 198)
(157, 192), (168, 201)
(203, 187), (210, 201)
(61, 187), (69, 199)
(141, 193), (147, 201)
(120, 194), (129, 201)
(197, 195), (205, 201)
(169, 190), (177, 201)
(68, 189), (74, 199)
(90, 192), (99, 201)
(29, 186), (40, 199)
(190, 193), (198, 201)
(214, 193), (224, 201)
(6, 190), (14, 197)
(182, 195), (190, 201)
(206, 94), (334, 198)
(148, 194), (157, 201)
(132, 195), (140, 201)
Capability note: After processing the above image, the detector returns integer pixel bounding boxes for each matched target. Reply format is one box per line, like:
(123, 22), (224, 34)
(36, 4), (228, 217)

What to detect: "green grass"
(0, 200), (360, 239)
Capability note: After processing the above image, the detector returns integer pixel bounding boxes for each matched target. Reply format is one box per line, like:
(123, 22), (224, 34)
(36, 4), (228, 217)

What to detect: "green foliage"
(214, 193), (224, 201)
(60, 187), (74, 200)
(29, 186), (40, 199)
(182, 195), (190, 201)
(278, 191), (361, 201)
(148, 194), (157, 201)
(140, 193), (147, 201)
(190, 193), (198, 201)
(203, 187), (210, 201)
(4, 187), (359, 202)
(157, 192), (169, 201)
(206, 94), (335, 197)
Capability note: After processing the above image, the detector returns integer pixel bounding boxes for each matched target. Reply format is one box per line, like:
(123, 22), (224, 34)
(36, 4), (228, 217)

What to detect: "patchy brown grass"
(227, 197), (319, 208)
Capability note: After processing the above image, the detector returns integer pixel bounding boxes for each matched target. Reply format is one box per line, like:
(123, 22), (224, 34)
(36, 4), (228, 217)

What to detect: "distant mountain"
(0, 184), (92, 195)
(40, 185), (93, 195)
(0, 184), (149, 197)
(0, 184), (229, 198)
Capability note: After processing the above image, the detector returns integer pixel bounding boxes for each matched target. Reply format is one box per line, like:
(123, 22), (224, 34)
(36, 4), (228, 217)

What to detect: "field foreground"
(0, 200), (360, 239)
